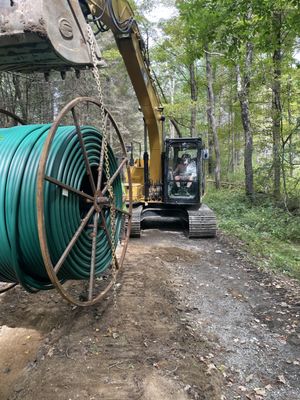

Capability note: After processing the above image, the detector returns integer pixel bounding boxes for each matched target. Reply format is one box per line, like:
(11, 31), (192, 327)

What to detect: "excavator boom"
(85, 0), (163, 183)
(0, 0), (163, 183)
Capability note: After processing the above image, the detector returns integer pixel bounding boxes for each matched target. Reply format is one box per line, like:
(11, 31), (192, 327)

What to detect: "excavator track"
(130, 205), (143, 238)
(129, 204), (216, 239)
(187, 204), (217, 238)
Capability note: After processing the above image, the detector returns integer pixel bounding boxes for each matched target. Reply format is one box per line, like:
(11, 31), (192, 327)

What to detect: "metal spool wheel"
(0, 108), (27, 126)
(0, 282), (18, 294)
(37, 97), (132, 306)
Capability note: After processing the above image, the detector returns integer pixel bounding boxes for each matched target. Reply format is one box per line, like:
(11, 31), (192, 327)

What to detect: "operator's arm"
(173, 165), (179, 175)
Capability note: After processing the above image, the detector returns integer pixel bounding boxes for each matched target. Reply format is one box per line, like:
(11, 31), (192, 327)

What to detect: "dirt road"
(0, 228), (299, 400)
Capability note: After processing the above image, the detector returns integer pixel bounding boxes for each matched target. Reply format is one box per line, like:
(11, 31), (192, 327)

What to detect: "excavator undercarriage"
(131, 204), (216, 238)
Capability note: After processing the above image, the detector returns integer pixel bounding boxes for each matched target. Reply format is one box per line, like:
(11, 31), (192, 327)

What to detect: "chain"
(20, 0), (26, 25)
(87, 24), (118, 308)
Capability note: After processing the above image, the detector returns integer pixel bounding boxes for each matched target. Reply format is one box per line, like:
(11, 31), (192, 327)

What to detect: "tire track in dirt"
(0, 233), (222, 400)
(2, 228), (298, 400)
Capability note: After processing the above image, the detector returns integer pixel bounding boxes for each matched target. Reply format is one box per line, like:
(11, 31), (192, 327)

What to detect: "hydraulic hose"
(0, 124), (123, 292)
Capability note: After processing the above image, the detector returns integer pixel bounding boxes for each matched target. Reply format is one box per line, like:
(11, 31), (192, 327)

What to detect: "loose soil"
(0, 228), (299, 400)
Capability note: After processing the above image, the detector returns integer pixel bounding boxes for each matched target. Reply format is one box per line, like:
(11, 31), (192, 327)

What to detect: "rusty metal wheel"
(0, 108), (27, 126)
(0, 282), (18, 294)
(37, 97), (132, 306)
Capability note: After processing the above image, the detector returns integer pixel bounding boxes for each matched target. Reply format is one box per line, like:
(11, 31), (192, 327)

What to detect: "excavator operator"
(173, 154), (196, 194)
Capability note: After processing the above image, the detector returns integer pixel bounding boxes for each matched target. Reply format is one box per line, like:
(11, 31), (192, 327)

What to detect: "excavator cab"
(164, 138), (204, 205)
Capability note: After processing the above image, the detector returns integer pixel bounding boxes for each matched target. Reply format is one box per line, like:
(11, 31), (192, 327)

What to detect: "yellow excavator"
(0, 0), (216, 238)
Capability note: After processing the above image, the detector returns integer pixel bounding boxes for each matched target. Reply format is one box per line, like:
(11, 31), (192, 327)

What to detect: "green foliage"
(206, 187), (300, 279)
(102, 48), (121, 62)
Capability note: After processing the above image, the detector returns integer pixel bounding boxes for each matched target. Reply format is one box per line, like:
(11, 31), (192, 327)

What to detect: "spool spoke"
(104, 205), (131, 217)
(45, 175), (94, 202)
(88, 212), (100, 301)
(102, 158), (128, 196)
(96, 112), (109, 191)
(71, 107), (96, 194)
(114, 207), (131, 216)
(54, 206), (95, 274)
(99, 210), (120, 270)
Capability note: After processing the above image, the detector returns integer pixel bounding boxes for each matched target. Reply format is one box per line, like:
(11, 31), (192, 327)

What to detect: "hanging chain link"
(87, 24), (118, 307)
(20, 0), (26, 17)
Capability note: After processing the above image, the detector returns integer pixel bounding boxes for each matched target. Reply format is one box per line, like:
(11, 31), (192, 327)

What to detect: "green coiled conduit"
(0, 124), (122, 292)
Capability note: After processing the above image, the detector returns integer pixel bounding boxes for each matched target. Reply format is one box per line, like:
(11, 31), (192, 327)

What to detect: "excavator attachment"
(0, 0), (101, 73)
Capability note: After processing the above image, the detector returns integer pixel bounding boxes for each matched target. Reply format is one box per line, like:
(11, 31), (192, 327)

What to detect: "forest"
(1, 2), (300, 399)
(0, 0), (299, 278)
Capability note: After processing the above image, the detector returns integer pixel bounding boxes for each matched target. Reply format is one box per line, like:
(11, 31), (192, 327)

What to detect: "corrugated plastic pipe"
(0, 124), (122, 292)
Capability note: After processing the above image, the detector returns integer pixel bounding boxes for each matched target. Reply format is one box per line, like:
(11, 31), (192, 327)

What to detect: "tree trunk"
(169, 76), (176, 138)
(272, 11), (282, 200)
(208, 137), (214, 175)
(189, 62), (198, 137)
(228, 78), (235, 174)
(205, 50), (221, 188)
(12, 75), (27, 121)
(287, 75), (293, 177)
(236, 41), (254, 199)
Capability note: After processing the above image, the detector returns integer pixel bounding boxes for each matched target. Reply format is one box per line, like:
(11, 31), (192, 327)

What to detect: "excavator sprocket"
(187, 204), (217, 238)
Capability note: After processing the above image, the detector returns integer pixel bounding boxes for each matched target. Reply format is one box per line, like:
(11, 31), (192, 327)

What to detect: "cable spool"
(0, 109), (24, 294)
(0, 97), (132, 306)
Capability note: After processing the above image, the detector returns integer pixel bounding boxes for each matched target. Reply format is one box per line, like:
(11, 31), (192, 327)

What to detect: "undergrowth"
(205, 187), (300, 280)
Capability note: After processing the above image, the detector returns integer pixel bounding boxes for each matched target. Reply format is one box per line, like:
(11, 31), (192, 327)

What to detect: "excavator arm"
(85, 0), (163, 184)
(0, 0), (163, 184)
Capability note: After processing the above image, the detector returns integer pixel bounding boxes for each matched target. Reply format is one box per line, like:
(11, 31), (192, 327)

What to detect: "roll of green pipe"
(0, 124), (123, 292)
